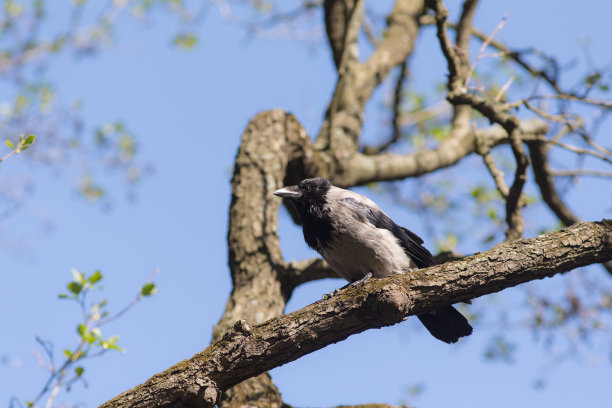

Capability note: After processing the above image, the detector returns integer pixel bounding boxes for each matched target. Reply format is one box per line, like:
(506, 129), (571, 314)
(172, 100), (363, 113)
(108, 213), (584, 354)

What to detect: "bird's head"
(274, 178), (332, 204)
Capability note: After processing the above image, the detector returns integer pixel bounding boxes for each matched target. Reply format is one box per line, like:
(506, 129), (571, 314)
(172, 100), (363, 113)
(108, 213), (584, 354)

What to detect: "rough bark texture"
(99, 220), (612, 408)
(98, 1), (612, 407)
(216, 110), (324, 408)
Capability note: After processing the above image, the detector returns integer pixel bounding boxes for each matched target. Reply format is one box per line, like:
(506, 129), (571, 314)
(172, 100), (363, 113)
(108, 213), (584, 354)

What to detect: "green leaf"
(173, 33), (198, 50)
(75, 366), (84, 376)
(77, 323), (86, 336)
(107, 335), (120, 345)
(58, 293), (70, 299)
(63, 349), (73, 358)
(140, 283), (157, 297)
(67, 281), (83, 295)
(71, 268), (84, 284)
(89, 270), (103, 284)
(25, 134), (36, 144)
(5, 140), (14, 149)
(26, 401), (33, 408)
(83, 331), (96, 344)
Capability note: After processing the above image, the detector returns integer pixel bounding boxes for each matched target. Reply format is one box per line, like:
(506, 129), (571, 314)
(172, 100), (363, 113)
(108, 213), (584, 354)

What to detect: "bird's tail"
(417, 306), (473, 344)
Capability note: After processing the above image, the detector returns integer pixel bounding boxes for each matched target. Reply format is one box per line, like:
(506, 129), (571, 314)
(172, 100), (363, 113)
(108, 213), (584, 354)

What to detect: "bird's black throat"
(296, 199), (335, 252)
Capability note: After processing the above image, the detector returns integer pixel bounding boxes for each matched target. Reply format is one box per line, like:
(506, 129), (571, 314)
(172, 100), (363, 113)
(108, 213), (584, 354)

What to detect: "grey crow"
(274, 177), (472, 344)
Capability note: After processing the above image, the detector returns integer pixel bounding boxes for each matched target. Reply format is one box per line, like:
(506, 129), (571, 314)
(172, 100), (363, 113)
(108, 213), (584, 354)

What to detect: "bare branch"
(464, 14), (507, 87)
(335, 119), (547, 186)
(99, 220), (612, 408)
(455, 0), (479, 56)
(362, 60), (408, 155)
(550, 169), (612, 178)
(428, 0), (530, 241)
(504, 127), (529, 241)
(284, 258), (337, 291)
(475, 131), (509, 198)
(528, 140), (612, 276)
(356, 0), (427, 104)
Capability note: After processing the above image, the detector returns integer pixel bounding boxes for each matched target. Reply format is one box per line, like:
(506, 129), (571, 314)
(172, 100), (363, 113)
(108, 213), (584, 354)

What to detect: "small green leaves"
(1, 134), (36, 162)
(89, 270), (103, 284)
(67, 281), (83, 295)
(140, 283), (156, 297)
(66, 268), (104, 297)
(48, 267), (157, 401)
(71, 268), (84, 283)
(173, 33), (198, 50)
(101, 335), (124, 352)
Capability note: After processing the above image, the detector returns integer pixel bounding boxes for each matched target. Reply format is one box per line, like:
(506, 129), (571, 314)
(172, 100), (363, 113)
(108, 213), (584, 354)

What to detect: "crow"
(274, 177), (472, 343)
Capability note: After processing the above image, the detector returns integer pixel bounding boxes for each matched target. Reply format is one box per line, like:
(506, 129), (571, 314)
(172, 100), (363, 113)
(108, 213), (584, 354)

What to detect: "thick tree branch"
(215, 110), (325, 408)
(355, 0), (425, 104)
(285, 257), (337, 291)
(455, 0), (479, 56)
(529, 140), (579, 226)
(324, 0), (359, 69)
(528, 140), (612, 276)
(100, 220), (612, 408)
(334, 118), (547, 186)
(316, 0), (426, 177)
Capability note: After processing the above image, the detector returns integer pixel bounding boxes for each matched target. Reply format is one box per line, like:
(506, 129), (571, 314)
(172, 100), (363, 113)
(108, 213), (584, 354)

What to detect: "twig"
(464, 13), (508, 87)
(475, 124), (509, 197)
(494, 76), (515, 103)
(549, 139), (612, 165)
(97, 268), (159, 326)
(528, 94), (612, 110)
(362, 60), (408, 154)
(550, 169), (612, 178)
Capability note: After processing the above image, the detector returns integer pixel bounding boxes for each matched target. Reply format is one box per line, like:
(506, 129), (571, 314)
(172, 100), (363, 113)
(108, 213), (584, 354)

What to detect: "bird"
(274, 177), (472, 344)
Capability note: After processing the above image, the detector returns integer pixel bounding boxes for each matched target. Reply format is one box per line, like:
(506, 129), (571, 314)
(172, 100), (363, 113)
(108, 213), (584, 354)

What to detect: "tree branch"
(528, 140), (612, 276)
(362, 60), (408, 155)
(99, 220), (612, 408)
(355, 0), (426, 105)
(427, 0), (529, 241)
(334, 118), (547, 186)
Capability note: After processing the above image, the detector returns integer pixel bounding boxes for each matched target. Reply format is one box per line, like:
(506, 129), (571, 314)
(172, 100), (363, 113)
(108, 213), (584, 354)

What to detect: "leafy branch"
(14, 268), (158, 408)
(1, 134), (36, 163)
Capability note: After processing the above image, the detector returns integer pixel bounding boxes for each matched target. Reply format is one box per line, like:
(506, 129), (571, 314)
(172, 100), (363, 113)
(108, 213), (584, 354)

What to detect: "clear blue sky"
(1, 1), (611, 407)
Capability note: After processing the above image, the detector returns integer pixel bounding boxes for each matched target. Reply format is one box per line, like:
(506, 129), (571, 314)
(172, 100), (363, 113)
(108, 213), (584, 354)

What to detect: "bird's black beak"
(274, 185), (300, 199)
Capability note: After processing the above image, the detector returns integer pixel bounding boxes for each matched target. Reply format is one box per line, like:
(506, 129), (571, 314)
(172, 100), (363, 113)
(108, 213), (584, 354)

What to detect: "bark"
(529, 140), (612, 275)
(96, 1), (610, 407)
(99, 220), (612, 408)
(215, 110), (325, 408)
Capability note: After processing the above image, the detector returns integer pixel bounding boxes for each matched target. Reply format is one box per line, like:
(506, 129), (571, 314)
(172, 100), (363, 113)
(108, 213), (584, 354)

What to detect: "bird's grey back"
(320, 187), (418, 281)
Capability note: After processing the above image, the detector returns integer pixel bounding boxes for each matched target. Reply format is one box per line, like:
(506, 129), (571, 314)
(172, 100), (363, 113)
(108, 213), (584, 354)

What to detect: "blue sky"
(1, 1), (611, 407)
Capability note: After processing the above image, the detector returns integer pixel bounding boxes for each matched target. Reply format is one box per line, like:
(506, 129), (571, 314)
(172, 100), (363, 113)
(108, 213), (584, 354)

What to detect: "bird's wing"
(340, 196), (434, 268)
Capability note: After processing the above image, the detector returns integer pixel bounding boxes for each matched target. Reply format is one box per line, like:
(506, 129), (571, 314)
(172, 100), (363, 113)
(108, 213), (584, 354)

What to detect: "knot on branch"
(233, 319), (253, 336)
(185, 377), (219, 408)
(365, 282), (411, 324)
(222, 319), (253, 342)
